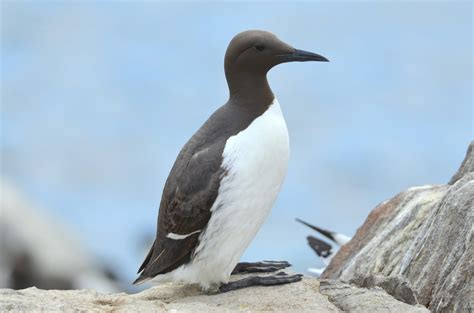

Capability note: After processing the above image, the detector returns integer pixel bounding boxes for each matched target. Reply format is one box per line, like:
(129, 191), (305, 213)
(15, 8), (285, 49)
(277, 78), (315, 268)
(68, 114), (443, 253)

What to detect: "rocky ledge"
(0, 276), (429, 312)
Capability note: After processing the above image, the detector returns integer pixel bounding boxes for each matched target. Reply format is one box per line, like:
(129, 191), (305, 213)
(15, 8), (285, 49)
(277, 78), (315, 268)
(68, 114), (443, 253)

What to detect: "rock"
(319, 279), (428, 313)
(449, 141), (474, 185)
(0, 275), (429, 312)
(322, 141), (474, 312)
(347, 274), (419, 305)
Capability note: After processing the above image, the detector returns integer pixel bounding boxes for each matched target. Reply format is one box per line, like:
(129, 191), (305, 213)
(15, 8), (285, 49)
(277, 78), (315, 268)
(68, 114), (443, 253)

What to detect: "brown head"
(224, 30), (328, 103)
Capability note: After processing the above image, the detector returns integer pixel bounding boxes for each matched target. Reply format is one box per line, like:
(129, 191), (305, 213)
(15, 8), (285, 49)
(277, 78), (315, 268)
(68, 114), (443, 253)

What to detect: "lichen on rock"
(323, 141), (474, 313)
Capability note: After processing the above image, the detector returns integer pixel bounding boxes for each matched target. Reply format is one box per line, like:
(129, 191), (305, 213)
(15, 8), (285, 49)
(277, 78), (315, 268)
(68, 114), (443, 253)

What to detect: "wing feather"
(135, 137), (225, 282)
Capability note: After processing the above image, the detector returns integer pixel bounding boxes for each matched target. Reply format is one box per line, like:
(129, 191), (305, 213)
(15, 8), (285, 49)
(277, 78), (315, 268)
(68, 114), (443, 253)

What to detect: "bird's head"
(224, 30), (328, 77)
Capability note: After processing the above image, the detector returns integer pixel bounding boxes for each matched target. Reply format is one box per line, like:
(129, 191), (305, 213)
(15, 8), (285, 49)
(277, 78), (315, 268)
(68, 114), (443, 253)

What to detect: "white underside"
(333, 233), (351, 246)
(150, 99), (289, 289)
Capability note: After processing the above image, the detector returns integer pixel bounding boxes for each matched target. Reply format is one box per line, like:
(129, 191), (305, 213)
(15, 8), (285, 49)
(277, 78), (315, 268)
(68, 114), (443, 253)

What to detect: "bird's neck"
(226, 71), (275, 110)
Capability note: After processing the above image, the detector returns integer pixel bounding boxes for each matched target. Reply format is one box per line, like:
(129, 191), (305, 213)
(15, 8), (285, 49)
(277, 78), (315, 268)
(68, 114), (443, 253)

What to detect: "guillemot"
(296, 218), (351, 247)
(296, 218), (351, 276)
(134, 30), (328, 292)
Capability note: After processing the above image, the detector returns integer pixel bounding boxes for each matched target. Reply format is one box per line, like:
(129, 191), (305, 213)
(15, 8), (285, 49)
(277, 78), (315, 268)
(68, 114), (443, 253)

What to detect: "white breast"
(168, 99), (290, 289)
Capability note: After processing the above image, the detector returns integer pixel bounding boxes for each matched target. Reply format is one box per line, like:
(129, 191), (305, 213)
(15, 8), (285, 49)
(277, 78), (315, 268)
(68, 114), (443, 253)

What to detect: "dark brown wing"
(134, 134), (226, 283)
(307, 235), (333, 259)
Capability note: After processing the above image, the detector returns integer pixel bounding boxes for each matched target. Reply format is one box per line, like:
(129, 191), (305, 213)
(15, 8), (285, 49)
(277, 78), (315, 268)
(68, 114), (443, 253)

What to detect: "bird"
(296, 218), (351, 247)
(134, 30), (329, 293)
(296, 218), (351, 276)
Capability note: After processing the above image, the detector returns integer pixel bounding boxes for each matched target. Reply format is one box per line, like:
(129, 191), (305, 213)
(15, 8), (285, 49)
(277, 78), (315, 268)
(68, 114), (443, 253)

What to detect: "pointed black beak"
(279, 49), (329, 62)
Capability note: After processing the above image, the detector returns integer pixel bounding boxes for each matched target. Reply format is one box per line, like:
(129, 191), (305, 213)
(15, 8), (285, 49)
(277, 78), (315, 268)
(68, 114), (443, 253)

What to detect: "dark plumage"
(306, 236), (333, 259)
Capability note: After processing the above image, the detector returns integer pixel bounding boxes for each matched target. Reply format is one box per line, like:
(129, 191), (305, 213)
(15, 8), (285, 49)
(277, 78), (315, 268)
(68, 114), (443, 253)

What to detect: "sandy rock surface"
(0, 276), (430, 312)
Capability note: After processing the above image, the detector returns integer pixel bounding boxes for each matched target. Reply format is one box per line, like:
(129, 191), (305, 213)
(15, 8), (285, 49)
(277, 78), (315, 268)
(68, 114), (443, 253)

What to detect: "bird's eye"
(255, 44), (265, 52)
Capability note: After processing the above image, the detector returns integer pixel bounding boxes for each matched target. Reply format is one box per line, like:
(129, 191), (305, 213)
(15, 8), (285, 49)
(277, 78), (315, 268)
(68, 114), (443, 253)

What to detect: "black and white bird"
(134, 30), (329, 292)
(296, 218), (351, 276)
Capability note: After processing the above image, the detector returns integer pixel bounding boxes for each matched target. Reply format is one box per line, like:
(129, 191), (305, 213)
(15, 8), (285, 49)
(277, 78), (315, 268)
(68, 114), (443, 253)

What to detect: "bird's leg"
(219, 272), (303, 293)
(231, 260), (291, 275)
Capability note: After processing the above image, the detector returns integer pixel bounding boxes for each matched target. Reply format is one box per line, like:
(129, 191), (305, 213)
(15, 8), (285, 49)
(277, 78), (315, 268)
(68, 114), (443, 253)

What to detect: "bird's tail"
(295, 218), (335, 242)
(133, 275), (152, 285)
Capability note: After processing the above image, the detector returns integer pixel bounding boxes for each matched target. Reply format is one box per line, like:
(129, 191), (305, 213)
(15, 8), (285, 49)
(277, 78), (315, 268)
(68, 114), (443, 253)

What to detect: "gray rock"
(449, 141), (474, 185)
(322, 141), (474, 312)
(0, 276), (430, 312)
(348, 274), (418, 305)
(319, 279), (428, 313)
